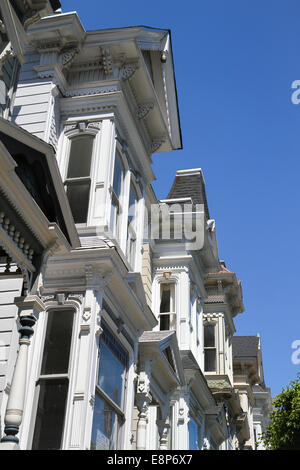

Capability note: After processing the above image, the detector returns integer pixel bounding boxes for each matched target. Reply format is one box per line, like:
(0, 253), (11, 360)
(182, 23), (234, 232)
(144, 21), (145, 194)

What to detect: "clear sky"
(61, 0), (300, 397)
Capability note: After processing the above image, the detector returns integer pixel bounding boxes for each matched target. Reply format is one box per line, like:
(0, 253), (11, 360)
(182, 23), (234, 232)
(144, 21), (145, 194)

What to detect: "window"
(159, 283), (176, 331)
(91, 321), (128, 450)
(32, 309), (74, 450)
(65, 135), (94, 224)
(204, 324), (217, 372)
(110, 151), (124, 241)
(188, 416), (200, 450)
(126, 183), (138, 268)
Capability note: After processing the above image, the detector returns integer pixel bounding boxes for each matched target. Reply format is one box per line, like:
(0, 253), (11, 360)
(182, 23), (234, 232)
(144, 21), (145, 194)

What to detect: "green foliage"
(260, 374), (300, 450)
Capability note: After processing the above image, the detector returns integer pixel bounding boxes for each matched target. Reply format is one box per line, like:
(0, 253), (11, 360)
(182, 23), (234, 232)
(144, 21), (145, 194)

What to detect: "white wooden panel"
(14, 94), (50, 106)
(0, 304), (17, 318)
(0, 318), (14, 332)
(16, 83), (52, 97)
(18, 122), (46, 134)
(0, 375), (6, 391)
(0, 278), (23, 292)
(14, 112), (47, 125)
(0, 331), (12, 346)
(0, 362), (7, 376)
(0, 292), (18, 304)
(0, 347), (9, 361)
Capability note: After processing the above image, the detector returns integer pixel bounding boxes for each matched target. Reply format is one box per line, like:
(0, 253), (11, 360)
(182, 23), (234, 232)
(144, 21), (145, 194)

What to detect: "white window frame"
(109, 147), (127, 244)
(159, 282), (176, 331)
(61, 126), (100, 227)
(91, 318), (130, 450)
(28, 306), (77, 450)
(126, 178), (141, 270)
(203, 321), (218, 373)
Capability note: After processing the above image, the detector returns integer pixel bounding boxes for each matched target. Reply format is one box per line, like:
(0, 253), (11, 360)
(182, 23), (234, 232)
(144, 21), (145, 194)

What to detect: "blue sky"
(62, 0), (300, 396)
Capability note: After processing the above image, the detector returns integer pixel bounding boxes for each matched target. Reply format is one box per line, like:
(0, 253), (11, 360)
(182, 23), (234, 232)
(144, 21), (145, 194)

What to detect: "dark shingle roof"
(166, 169), (210, 219)
(232, 336), (259, 359)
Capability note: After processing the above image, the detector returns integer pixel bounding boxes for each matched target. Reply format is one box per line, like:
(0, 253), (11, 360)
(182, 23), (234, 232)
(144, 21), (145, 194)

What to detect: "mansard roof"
(167, 168), (210, 219)
(232, 336), (259, 359)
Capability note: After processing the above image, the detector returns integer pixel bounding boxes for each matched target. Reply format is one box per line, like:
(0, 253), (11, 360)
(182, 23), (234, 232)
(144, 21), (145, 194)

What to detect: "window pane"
(66, 180), (90, 224)
(204, 325), (215, 347)
(90, 395), (119, 450)
(32, 378), (69, 450)
(41, 309), (74, 375)
(160, 285), (171, 313)
(67, 136), (94, 178)
(98, 342), (125, 407)
(160, 314), (170, 331)
(160, 284), (175, 313)
(112, 153), (123, 199)
(205, 349), (216, 372)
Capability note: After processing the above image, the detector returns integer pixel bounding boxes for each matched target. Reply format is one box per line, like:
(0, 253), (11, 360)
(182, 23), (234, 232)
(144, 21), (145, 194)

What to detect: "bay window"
(91, 321), (128, 450)
(65, 135), (94, 224)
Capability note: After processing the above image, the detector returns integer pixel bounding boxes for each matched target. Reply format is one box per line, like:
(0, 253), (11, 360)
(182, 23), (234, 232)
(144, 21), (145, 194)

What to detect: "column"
(135, 367), (152, 451)
(0, 295), (44, 449)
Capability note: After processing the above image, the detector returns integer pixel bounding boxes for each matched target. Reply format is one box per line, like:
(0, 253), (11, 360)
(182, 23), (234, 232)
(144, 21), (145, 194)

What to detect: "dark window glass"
(41, 309), (74, 375)
(90, 395), (119, 450)
(160, 286), (171, 313)
(32, 309), (74, 450)
(160, 315), (170, 331)
(67, 136), (94, 178)
(32, 378), (68, 450)
(66, 180), (90, 224)
(204, 349), (216, 372)
(204, 325), (215, 348)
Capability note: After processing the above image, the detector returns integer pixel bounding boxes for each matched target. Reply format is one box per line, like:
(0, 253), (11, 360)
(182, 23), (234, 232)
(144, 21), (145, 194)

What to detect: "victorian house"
(0, 1), (271, 450)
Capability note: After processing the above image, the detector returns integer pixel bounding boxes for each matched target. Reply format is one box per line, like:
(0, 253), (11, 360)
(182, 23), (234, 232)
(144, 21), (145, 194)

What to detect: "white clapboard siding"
(11, 52), (52, 140)
(0, 277), (23, 401)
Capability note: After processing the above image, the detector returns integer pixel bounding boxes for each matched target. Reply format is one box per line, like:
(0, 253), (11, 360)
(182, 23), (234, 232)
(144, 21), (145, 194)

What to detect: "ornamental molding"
(64, 84), (119, 97)
(60, 46), (80, 70)
(136, 101), (154, 120)
(203, 313), (223, 322)
(41, 292), (84, 305)
(61, 103), (117, 117)
(64, 120), (101, 133)
(119, 61), (139, 80)
(0, 42), (15, 76)
(0, 212), (34, 261)
(149, 136), (166, 154)
(100, 46), (113, 76)
(0, 42), (14, 64)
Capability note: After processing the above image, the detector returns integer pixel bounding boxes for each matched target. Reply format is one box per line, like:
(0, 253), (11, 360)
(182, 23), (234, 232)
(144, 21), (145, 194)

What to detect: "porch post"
(0, 295), (44, 449)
